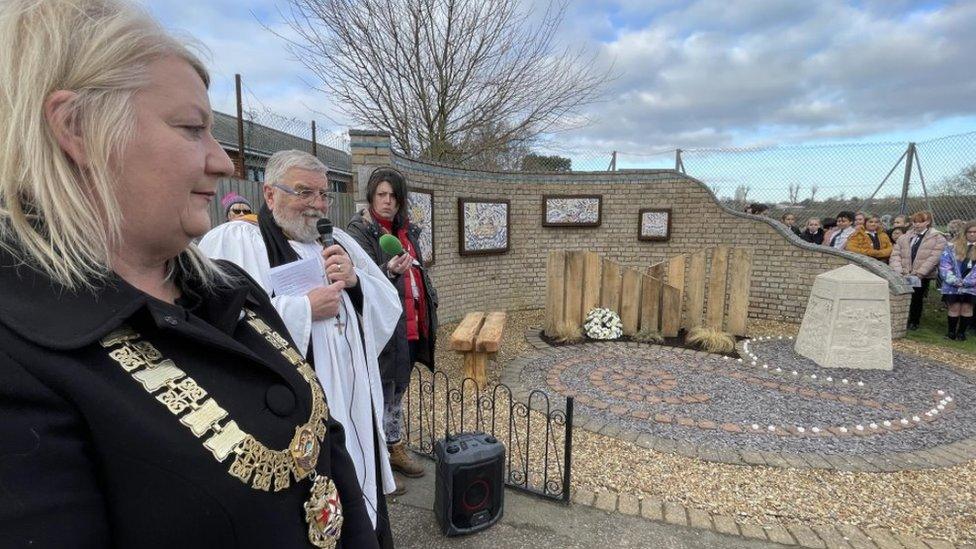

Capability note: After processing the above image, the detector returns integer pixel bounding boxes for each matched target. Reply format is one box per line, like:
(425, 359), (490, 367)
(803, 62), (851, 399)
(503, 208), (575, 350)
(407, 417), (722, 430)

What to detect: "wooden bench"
(449, 311), (506, 387)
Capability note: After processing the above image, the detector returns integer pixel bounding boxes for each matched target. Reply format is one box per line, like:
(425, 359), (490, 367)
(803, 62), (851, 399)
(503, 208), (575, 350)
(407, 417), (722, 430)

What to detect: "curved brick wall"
(348, 133), (911, 337)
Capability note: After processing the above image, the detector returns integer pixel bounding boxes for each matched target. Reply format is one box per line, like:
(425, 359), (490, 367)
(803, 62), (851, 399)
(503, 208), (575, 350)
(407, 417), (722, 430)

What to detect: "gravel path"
(429, 310), (976, 544)
(515, 339), (976, 455)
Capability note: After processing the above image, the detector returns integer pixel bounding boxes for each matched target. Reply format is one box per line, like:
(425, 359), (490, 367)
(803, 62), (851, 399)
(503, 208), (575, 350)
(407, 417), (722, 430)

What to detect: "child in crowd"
(781, 213), (801, 236)
(890, 211), (947, 330)
(826, 211), (856, 250)
(946, 219), (965, 240)
(854, 211), (867, 229)
(938, 220), (976, 340)
(889, 226), (906, 244)
(800, 217), (824, 244)
(821, 217), (838, 247)
(892, 215), (909, 231)
(846, 214), (893, 261)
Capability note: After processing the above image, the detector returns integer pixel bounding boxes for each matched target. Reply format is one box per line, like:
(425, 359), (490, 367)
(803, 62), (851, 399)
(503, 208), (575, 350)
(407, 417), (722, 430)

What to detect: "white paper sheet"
(269, 257), (325, 297)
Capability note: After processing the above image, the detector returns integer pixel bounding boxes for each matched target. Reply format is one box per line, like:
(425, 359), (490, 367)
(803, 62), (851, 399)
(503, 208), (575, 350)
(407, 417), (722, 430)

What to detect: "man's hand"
(386, 253), (413, 276)
(323, 244), (358, 287)
(307, 280), (346, 320)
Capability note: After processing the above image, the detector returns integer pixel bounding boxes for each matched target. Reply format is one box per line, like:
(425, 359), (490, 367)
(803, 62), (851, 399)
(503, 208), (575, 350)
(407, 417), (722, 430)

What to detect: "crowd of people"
(0, 0), (437, 547)
(767, 204), (975, 340)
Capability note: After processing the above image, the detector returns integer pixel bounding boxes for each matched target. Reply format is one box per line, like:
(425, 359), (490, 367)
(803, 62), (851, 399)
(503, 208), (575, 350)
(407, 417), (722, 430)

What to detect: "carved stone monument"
(794, 264), (893, 370)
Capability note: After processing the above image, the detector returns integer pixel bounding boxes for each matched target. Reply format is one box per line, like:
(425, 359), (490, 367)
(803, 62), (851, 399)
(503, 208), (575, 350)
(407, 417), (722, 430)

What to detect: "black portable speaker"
(433, 431), (505, 536)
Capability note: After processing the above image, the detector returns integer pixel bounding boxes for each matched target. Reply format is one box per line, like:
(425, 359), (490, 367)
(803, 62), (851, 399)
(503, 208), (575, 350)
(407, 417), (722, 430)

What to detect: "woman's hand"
(386, 253), (413, 276)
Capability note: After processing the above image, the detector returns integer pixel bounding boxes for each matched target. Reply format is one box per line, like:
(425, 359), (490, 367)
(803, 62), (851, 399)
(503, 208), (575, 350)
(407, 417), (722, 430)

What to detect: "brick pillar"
(349, 129), (392, 201)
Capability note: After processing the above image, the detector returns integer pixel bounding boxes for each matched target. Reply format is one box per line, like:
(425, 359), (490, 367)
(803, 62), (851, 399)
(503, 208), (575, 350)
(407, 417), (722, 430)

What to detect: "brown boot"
(388, 441), (424, 478)
(390, 474), (407, 497)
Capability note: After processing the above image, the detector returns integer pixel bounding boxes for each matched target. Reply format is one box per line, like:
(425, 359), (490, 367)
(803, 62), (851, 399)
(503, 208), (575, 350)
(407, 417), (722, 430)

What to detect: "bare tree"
(809, 185), (819, 202)
(933, 163), (976, 196)
(277, 0), (611, 164)
(788, 183), (801, 205)
(734, 185), (751, 203)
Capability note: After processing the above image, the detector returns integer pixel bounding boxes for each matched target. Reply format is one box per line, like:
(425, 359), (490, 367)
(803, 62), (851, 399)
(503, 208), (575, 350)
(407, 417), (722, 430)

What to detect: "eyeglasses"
(230, 207), (252, 215)
(272, 182), (334, 204)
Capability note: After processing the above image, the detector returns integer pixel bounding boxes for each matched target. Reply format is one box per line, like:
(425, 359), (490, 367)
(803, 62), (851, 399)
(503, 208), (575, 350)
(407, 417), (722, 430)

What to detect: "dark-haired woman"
(347, 168), (438, 494)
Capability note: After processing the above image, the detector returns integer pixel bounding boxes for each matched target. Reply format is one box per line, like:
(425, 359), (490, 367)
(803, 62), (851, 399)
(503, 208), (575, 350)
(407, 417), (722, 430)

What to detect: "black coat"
(800, 228), (825, 245)
(0, 251), (379, 549)
(346, 210), (438, 384)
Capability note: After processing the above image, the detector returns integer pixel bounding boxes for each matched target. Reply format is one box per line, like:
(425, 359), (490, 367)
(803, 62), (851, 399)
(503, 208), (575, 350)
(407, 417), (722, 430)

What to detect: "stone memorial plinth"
(794, 264), (893, 370)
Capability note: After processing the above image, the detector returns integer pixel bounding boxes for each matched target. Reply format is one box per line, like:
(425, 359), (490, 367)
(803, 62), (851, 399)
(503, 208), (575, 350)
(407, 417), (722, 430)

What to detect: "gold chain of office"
(100, 309), (343, 548)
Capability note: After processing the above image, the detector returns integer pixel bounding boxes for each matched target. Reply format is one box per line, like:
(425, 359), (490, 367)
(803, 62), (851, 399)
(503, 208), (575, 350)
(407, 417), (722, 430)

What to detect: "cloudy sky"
(146, 0), (976, 160)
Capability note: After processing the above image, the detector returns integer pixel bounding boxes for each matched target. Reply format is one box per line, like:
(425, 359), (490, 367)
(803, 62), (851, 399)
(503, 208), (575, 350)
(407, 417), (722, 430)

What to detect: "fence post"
(675, 148), (685, 173)
(311, 120), (317, 157)
(608, 151), (617, 172)
(235, 74), (245, 179)
(898, 142), (916, 215)
(562, 396), (574, 503)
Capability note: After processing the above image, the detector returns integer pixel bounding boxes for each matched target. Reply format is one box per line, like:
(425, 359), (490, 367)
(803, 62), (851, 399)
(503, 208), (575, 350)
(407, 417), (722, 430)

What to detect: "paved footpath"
(388, 459), (781, 549)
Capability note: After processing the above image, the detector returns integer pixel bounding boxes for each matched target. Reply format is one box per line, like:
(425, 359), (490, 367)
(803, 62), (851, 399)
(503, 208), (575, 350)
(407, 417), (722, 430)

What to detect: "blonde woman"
(0, 1), (376, 547)
(939, 221), (976, 340)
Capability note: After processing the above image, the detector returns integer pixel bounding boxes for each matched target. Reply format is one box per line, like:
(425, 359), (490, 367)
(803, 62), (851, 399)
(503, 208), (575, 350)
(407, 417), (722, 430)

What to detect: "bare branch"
(275, 0), (612, 165)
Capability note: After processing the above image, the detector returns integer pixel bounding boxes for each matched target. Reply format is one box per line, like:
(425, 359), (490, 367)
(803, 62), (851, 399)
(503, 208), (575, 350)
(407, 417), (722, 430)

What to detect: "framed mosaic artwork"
(407, 190), (435, 265)
(541, 195), (603, 228)
(638, 208), (672, 241)
(457, 198), (510, 256)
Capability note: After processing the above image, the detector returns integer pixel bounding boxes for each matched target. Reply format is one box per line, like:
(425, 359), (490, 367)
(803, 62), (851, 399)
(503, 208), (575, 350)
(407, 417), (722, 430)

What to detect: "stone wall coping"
(349, 129), (391, 138)
(389, 152), (913, 296)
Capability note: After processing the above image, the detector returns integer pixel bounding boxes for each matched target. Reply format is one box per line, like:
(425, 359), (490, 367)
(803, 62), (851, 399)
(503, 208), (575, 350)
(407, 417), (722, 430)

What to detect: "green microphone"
(379, 233), (405, 256)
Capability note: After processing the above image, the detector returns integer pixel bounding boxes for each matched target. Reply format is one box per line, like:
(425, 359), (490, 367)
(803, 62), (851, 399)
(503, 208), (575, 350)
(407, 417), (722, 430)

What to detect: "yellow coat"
(845, 228), (892, 260)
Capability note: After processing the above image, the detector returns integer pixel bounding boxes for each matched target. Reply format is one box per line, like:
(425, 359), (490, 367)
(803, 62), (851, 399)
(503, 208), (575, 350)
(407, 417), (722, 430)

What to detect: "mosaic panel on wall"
(542, 195), (602, 227)
(639, 208), (672, 241)
(407, 190), (435, 264)
(458, 198), (510, 256)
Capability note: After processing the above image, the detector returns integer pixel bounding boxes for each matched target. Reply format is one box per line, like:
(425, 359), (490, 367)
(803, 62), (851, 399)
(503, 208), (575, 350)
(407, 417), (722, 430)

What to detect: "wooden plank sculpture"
(544, 247), (753, 343)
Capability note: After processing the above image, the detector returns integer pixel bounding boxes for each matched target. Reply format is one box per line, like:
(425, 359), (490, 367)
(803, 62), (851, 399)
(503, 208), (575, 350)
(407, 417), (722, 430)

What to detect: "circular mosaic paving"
(516, 336), (976, 457)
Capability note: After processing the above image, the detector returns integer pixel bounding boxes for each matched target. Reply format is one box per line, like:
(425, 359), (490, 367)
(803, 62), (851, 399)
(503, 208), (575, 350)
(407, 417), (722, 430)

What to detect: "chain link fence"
(215, 75), (353, 193)
(215, 75), (975, 227)
(407, 131), (976, 228)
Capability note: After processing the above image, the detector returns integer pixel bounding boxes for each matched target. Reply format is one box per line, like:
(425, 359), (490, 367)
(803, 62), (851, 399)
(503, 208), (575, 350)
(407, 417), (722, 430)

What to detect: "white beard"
(272, 203), (323, 243)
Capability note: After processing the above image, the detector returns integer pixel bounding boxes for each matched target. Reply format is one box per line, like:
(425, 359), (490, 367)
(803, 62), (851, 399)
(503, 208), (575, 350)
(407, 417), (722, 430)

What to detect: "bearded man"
(199, 150), (400, 548)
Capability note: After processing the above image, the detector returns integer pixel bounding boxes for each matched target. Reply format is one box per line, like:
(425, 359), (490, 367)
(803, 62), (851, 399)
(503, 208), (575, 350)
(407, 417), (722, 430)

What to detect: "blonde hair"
(951, 220), (976, 263)
(0, 0), (221, 289)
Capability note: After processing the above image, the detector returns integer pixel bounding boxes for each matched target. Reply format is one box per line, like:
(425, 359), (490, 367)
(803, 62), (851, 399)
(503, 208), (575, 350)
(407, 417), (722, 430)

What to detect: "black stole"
(256, 203), (317, 361)
(257, 203), (300, 268)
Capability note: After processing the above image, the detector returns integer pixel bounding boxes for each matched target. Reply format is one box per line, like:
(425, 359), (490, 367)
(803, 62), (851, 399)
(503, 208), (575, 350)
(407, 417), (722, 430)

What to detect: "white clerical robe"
(198, 220), (399, 527)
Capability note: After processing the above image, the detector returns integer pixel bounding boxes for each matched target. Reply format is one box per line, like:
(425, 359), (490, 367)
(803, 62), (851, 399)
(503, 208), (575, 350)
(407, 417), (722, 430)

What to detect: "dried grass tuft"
(686, 326), (735, 354)
(550, 320), (583, 343)
(633, 326), (664, 344)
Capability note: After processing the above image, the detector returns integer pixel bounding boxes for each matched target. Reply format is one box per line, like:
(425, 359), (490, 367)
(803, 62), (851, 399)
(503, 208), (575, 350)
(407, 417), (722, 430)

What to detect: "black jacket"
(800, 228), (825, 245)
(346, 210), (438, 384)
(0, 250), (378, 549)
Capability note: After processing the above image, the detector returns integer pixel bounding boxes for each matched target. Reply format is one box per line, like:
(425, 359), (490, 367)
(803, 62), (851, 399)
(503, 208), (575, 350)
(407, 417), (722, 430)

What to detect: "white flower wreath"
(583, 307), (623, 340)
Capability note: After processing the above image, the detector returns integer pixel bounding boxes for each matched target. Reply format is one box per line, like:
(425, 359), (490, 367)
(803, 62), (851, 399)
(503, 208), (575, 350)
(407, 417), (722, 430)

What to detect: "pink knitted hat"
(221, 192), (251, 215)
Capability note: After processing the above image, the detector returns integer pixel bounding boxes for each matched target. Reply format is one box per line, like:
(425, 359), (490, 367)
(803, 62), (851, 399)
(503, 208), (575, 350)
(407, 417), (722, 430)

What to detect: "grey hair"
(264, 150), (330, 189)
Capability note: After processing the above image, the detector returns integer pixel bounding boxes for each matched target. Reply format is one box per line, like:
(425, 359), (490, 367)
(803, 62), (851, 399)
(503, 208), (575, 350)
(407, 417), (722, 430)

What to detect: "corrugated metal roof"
(213, 111), (351, 174)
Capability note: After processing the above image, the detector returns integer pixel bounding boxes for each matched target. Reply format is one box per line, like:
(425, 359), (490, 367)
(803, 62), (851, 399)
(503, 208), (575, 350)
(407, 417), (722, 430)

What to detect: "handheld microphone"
(379, 233), (405, 256)
(316, 218), (334, 247)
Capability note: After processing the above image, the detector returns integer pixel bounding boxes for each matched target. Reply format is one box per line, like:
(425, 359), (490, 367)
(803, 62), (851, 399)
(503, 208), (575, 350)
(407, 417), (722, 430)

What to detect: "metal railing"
(403, 366), (574, 503)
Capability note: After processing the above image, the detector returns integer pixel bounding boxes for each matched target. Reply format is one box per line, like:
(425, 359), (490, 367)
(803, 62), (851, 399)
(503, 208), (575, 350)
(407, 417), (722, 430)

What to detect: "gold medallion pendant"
(305, 475), (343, 548)
(290, 425), (320, 478)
